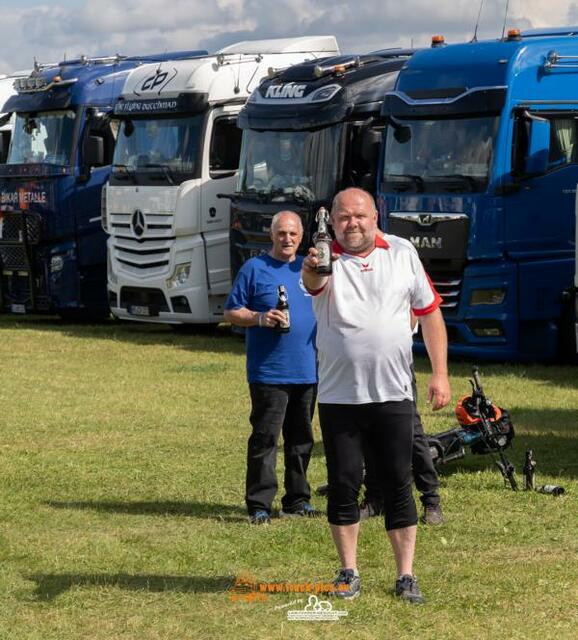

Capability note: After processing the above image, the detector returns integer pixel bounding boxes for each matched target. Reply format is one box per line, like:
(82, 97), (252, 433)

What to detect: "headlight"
(166, 263), (191, 290)
(310, 84), (341, 103)
(101, 184), (108, 233)
(470, 289), (506, 306)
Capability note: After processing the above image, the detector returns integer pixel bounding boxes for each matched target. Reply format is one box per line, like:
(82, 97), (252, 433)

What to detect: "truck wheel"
(58, 309), (111, 323)
(170, 323), (219, 334)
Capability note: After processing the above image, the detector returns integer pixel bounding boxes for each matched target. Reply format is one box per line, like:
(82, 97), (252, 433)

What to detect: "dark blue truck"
(0, 51), (205, 317)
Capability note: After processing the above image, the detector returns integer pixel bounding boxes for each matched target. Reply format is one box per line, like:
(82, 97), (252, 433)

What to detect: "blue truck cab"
(379, 28), (578, 360)
(0, 52), (205, 317)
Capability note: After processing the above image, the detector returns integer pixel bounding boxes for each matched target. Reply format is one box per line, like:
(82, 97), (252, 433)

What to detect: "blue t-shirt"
(226, 254), (317, 384)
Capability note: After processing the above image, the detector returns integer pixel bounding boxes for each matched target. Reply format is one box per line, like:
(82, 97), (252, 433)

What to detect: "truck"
(0, 51), (206, 318)
(379, 28), (578, 361)
(230, 49), (414, 274)
(104, 36), (339, 325)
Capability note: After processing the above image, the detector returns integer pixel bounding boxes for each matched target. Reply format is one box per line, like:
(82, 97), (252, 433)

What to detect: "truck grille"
(430, 272), (461, 316)
(109, 211), (173, 275)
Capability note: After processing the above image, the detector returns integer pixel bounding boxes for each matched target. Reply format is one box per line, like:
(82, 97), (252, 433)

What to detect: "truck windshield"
(238, 126), (342, 203)
(7, 110), (76, 165)
(112, 114), (204, 184)
(382, 116), (499, 193)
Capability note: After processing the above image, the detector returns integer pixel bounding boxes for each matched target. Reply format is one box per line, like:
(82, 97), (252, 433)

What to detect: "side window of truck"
(209, 117), (242, 179)
(85, 113), (117, 167)
(547, 118), (578, 169)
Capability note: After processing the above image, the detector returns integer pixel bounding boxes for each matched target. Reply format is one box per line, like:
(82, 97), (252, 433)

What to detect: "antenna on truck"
(500, 0), (511, 40)
(471, 0), (485, 42)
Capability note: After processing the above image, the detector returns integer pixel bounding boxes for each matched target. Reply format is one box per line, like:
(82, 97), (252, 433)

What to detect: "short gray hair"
(270, 210), (303, 232)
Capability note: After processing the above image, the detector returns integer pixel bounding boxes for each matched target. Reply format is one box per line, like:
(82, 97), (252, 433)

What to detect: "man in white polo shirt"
(302, 187), (450, 604)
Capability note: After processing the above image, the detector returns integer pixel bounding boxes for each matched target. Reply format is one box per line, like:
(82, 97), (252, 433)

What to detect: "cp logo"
(141, 71), (168, 92)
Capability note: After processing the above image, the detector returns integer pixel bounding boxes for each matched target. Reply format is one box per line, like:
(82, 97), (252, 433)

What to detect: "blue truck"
(0, 51), (205, 317)
(379, 28), (578, 361)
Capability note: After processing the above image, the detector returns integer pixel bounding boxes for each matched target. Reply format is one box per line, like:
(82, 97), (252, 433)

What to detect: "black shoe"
(395, 574), (424, 604)
(359, 499), (383, 521)
(420, 504), (444, 525)
(316, 483), (329, 497)
(249, 509), (271, 525)
(279, 502), (317, 518)
(329, 569), (361, 599)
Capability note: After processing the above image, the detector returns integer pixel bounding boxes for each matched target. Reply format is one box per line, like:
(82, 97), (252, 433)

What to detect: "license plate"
(128, 304), (151, 317)
(10, 304), (26, 314)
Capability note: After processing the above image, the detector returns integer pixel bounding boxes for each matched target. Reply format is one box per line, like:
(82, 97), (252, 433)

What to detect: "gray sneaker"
(395, 574), (424, 604)
(421, 504), (444, 525)
(329, 569), (361, 599)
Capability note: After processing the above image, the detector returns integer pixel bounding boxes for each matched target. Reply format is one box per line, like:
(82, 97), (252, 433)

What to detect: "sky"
(0, 0), (576, 74)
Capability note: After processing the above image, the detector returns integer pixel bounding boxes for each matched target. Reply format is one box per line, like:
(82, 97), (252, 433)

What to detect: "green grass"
(0, 315), (576, 639)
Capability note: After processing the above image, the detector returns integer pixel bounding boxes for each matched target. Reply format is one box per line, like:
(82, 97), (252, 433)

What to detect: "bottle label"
(316, 240), (330, 267)
(280, 309), (290, 329)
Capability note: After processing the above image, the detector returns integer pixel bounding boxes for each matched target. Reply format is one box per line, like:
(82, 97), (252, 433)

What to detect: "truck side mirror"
(0, 133), (7, 164)
(360, 128), (382, 166)
(525, 117), (550, 175)
(84, 134), (104, 168)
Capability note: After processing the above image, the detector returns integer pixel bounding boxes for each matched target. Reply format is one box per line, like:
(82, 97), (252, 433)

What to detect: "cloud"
(0, 0), (574, 74)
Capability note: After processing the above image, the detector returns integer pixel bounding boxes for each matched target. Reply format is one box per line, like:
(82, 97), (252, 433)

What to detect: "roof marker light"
(431, 35), (446, 47)
(507, 29), (522, 41)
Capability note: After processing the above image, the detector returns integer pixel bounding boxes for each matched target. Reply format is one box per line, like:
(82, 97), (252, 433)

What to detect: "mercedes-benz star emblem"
(132, 209), (146, 237)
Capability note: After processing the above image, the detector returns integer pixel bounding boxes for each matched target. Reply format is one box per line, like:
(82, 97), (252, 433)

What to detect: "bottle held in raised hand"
(275, 285), (290, 333)
(314, 206), (332, 275)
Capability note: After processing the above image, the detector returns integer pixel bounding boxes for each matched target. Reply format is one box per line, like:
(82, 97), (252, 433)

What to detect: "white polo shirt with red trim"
(310, 233), (441, 405)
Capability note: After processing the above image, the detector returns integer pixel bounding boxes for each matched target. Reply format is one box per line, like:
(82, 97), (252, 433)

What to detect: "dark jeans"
(364, 373), (440, 508)
(319, 400), (417, 530)
(246, 383), (316, 514)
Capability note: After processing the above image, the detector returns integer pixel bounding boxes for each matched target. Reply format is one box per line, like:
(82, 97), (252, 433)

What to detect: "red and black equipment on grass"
(427, 366), (517, 490)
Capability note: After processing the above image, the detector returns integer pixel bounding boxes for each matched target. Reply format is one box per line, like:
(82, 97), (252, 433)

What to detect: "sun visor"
(381, 86), (507, 118)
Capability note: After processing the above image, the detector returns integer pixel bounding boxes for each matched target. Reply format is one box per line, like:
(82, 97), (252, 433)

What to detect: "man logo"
(265, 83), (307, 99)
(132, 209), (146, 237)
(410, 236), (442, 249)
(418, 214), (434, 226)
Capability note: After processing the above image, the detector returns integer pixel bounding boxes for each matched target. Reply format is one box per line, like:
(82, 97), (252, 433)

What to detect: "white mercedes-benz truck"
(104, 36), (339, 325)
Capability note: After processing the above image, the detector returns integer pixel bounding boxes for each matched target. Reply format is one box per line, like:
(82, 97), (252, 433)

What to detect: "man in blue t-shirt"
(224, 211), (317, 525)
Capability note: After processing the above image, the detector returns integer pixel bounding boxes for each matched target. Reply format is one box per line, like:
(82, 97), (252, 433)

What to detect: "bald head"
(269, 210), (303, 262)
(330, 188), (378, 255)
(331, 188), (378, 218)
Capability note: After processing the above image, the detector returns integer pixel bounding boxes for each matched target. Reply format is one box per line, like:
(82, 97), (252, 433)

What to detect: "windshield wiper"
(112, 163), (136, 183)
(385, 174), (425, 193)
(143, 163), (176, 186)
(430, 174), (481, 192)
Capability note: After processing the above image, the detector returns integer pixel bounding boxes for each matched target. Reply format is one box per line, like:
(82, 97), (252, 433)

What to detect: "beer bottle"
(275, 285), (290, 333)
(523, 449), (536, 491)
(314, 206), (332, 275)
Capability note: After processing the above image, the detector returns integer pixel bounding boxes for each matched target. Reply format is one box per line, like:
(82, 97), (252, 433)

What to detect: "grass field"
(0, 315), (576, 640)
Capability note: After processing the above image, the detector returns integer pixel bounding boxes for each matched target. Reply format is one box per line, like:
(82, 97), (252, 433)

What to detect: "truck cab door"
(200, 112), (242, 301)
